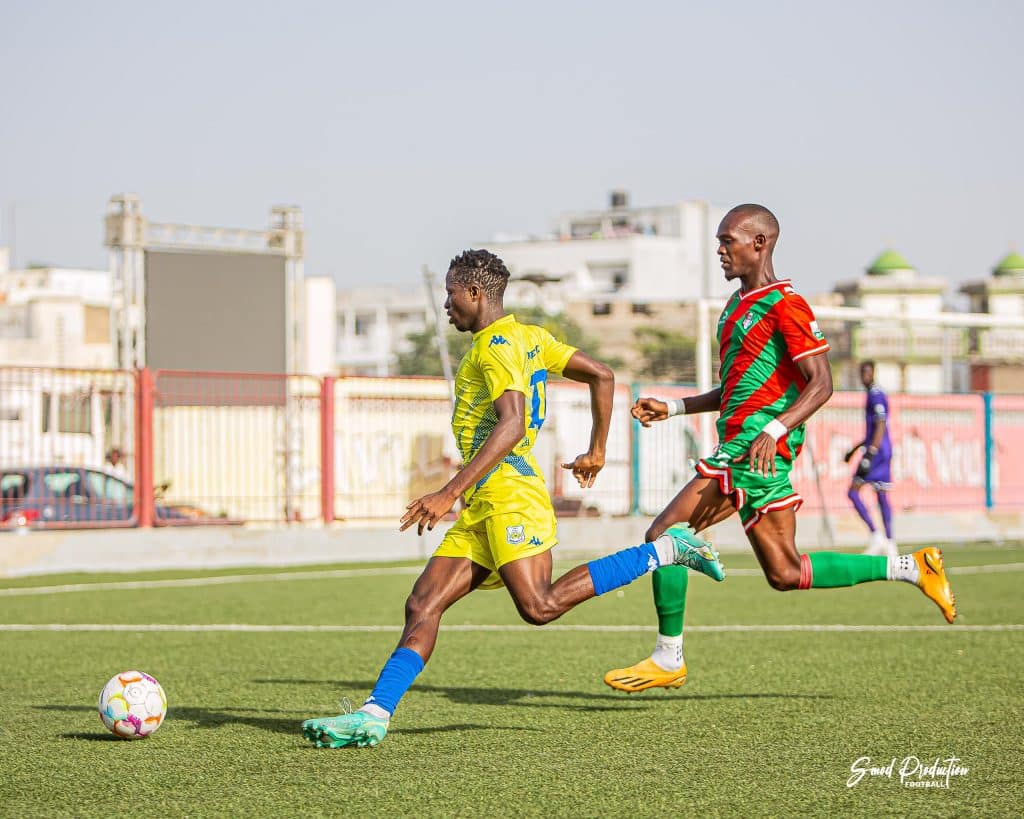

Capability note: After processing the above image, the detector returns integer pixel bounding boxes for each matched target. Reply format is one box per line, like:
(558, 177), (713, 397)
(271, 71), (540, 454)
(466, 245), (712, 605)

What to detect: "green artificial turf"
(0, 545), (1021, 817)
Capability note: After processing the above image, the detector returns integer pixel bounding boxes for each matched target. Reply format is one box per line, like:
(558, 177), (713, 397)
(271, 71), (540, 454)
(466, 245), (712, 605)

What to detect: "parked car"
(0, 465), (229, 528)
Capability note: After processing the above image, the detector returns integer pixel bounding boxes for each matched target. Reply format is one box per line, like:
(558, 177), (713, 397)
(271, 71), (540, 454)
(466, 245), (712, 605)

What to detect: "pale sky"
(1, 0), (1021, 299)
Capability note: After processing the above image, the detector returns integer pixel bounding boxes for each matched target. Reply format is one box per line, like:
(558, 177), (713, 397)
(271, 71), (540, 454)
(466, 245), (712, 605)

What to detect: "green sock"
(807, 552), (888, 588)
(652, 564), (688, 636)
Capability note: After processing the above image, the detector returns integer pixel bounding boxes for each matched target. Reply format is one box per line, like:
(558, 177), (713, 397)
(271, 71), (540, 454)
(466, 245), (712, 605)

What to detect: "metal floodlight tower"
(268, 205), (306, 376)
(103, 194), (306, 372)
(105, 194), (146, 369)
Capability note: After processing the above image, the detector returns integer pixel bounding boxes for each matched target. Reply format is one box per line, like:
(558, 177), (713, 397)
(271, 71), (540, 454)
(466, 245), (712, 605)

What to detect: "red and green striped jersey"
(715, 280), (830, 460)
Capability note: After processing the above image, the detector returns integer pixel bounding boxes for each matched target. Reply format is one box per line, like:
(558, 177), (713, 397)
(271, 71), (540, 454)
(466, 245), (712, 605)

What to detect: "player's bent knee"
(765, 565), (801, 591)
(514, 596), (560, 626)
(404, 590), (441, 622)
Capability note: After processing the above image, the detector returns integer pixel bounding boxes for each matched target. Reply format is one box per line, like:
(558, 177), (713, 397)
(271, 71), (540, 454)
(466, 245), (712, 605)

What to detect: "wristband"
(763, 419), (788, 441)
(666, 398), (687, 417)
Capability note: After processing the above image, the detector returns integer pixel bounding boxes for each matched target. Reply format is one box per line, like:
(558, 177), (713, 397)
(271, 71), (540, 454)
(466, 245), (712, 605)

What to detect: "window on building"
(40, 392), (51, 433)
(57, 393), (91, 434)
(632, 303), (652, 315)
(592, 303), (611, 316)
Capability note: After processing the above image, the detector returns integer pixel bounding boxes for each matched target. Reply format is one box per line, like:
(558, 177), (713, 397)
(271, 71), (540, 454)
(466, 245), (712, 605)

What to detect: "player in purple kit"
(844, 361), (896, 557)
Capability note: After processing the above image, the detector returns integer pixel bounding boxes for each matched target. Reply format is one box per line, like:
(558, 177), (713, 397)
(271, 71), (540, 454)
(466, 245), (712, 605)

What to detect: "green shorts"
(696, 451), (803, 532)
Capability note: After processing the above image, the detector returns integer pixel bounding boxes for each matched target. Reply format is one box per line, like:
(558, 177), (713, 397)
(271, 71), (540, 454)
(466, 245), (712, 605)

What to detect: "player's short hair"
(728, 203), (780, 240)
(447, 249), (510, 301)
(860, 360), (876, 371)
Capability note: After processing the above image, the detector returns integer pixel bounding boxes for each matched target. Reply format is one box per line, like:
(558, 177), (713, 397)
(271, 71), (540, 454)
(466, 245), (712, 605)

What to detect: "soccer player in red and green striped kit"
(604, 204), (957, 693)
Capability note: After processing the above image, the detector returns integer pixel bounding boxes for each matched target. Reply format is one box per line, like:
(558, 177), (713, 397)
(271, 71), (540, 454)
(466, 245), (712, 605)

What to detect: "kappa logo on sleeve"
(489, 335), (509, 347)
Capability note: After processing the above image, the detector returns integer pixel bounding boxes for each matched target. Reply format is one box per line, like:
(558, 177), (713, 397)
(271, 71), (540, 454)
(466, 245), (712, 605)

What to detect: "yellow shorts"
(433, 478), (558, 590)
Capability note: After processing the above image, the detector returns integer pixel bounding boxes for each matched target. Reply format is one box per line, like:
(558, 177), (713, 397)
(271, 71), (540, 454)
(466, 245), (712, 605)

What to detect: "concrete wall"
(3, 509), (1021, 578)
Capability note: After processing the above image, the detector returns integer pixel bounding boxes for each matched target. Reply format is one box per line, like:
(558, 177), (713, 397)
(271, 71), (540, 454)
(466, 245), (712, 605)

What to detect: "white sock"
(887, 554), (919, 584)
(360, 703), (391, 720)
(652, 535), (675, 567)
(651, 633), (684, 671)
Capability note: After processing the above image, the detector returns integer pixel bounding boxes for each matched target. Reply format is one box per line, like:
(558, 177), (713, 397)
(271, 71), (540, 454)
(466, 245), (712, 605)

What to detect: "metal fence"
(1, 365), (1021, 530)
(151, 370), (322, 523)
(0, 366), (137, 529)
(631, 384), (998, 515)
(332, 377), (453, 520)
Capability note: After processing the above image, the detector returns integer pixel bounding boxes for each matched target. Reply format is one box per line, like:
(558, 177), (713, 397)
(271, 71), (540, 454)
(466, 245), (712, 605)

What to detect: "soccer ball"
(98, 671), (167, 739)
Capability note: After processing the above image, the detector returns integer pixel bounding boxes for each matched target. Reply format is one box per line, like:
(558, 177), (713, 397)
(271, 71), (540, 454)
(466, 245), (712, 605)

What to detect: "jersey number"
(529, 369), (548, 429)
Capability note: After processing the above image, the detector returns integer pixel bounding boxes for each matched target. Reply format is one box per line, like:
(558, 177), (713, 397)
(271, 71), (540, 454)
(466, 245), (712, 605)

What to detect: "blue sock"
(364, 647), (424, 716)
(877, 491), (893, 539)
(848, 488), (875, 531)
(587, 542), (660, 596)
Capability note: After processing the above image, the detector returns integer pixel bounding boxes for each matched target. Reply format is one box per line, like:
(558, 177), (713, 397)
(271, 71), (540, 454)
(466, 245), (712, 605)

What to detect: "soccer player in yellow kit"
(302, 249), (725, 748)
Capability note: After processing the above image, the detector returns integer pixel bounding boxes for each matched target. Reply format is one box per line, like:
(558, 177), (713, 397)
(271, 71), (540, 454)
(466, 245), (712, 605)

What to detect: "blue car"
(0, 465), (195, 527)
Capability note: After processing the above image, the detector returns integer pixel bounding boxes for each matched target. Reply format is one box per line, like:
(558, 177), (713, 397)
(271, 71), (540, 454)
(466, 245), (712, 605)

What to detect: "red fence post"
(320, 375), (336, 524)
(135, 367), (155, 527)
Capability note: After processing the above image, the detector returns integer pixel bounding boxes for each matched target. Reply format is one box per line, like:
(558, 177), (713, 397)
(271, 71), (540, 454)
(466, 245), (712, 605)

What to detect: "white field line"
(0, 623), (1020, 634)
(1, 562), (1022, 599)
(0, 566), (423, 597)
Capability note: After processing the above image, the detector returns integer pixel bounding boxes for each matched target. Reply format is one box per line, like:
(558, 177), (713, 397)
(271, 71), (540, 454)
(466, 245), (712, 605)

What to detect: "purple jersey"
(864, 385), (892, 459)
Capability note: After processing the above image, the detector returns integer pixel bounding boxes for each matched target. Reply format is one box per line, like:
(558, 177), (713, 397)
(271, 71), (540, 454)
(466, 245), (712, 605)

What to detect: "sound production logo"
(847, 755), (969, 789)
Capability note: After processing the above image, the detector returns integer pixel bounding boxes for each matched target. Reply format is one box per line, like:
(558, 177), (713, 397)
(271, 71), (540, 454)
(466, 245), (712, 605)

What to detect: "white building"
(960, 251), (1024, 392)
(301, 276), (338, 376)
(335, 284), (433, 375)
(483, 191), (731, 313)
(833, 249), (958, 393)
(0, 266), (116, 368)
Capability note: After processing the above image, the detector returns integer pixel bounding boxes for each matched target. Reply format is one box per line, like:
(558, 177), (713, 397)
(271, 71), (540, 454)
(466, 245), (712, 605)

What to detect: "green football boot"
(664, 524), (726, 581)
(302, 711), (389, 749)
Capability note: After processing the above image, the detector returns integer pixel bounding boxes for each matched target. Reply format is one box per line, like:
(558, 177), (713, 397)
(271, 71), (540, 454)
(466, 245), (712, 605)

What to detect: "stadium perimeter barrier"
(0, 366), (137, 528)
(330, 377), (634, 520)
(632, 384), (1005, 517)
(1, 366), (1021, 528)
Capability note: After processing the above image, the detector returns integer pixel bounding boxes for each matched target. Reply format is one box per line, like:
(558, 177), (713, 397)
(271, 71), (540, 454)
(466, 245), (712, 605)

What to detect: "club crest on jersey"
(506, 525), (526, 545)
(742, 311), (756, 330)
(810, 320), (824, 340)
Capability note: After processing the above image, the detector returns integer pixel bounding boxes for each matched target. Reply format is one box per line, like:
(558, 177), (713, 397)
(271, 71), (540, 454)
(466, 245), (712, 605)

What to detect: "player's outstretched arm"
(632, 388), (722, 428)
(400, 390), (526, 534)
(560, 351), (614, 488)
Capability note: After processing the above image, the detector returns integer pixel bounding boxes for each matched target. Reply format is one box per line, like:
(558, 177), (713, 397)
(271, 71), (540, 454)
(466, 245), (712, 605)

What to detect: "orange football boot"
(913, 547), (957, 623)
(604, 658), (687, 692)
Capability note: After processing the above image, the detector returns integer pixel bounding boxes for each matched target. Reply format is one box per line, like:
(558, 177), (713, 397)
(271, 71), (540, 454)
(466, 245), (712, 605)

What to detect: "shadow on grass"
(39, 704), (302, 737)
(40, 705), (542, 739)
(252, 679), (833, 711)
(390, 723), (541, 736)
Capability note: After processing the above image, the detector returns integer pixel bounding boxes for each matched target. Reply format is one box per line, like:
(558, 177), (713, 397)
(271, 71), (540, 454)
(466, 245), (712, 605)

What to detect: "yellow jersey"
(451, 314), (577, 501)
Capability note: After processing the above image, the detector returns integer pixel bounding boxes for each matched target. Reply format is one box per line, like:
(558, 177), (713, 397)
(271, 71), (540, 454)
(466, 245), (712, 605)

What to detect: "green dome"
(993, 250), (1024, 276)
(867, 249), (914, 275)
